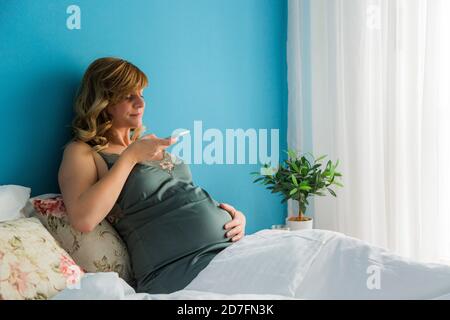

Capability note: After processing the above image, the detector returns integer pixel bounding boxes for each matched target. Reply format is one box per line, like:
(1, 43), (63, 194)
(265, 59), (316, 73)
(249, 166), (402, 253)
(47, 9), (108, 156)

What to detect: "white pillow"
(0, 185), (31, 222)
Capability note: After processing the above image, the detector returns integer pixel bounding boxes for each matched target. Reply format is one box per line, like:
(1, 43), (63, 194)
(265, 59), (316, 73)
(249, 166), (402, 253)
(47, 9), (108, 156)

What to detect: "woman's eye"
(125, 94), (144, 101)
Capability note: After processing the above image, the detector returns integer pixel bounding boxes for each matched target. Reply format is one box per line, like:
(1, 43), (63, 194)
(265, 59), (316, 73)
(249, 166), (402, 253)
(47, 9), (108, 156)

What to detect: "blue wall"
(0, 0), (287, 234)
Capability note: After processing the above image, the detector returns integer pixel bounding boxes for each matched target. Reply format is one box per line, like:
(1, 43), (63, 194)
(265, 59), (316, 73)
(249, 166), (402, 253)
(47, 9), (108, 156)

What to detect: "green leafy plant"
(251, 149), (343, 222)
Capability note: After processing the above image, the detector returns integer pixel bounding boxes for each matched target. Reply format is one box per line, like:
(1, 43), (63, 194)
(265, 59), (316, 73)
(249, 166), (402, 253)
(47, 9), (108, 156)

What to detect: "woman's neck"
(106, 128), (132, 147)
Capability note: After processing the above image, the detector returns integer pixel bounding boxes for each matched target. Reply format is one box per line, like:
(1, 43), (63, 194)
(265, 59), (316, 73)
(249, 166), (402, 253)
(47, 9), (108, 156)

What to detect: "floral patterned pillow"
(30, 195), (134, 286)
(0, 217), (84, 300)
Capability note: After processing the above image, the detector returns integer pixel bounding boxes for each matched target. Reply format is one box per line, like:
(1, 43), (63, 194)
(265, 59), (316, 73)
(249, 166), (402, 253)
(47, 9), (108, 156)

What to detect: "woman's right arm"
(58, 142), (137, 233)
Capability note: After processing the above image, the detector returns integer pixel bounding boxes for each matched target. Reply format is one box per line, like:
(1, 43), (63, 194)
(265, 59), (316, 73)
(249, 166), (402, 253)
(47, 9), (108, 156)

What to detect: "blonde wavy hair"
(68, 57), (148, 152)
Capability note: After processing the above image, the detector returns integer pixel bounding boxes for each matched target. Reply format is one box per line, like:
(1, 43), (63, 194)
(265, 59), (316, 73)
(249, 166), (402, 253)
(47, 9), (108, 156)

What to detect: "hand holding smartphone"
(166, 129), (190, 140)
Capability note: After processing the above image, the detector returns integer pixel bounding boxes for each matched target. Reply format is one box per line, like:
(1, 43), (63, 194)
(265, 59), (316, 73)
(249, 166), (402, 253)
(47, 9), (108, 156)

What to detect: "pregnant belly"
(123, 196), (233, 278)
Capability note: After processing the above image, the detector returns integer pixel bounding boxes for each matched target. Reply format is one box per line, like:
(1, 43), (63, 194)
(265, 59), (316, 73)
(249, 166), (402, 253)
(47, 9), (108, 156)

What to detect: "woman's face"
(106, 89), (145, 128)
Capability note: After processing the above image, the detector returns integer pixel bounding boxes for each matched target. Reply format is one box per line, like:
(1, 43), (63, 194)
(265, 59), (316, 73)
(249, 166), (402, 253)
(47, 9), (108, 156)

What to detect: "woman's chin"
(128, 120), (142, 127)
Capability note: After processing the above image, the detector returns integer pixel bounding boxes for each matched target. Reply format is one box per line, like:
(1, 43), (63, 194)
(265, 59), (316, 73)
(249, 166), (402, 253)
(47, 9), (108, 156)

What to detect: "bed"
(1, 185), (450, 300)
(53, 229), (450, 300)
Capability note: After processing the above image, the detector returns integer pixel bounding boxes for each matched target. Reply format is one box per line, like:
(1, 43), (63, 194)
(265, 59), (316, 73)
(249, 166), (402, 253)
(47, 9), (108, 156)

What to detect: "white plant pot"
(285, 217), (313, 231)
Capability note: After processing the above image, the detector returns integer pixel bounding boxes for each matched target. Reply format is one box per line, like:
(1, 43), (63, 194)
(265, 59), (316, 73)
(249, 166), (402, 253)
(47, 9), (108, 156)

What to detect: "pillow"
(29, 194), (134, 286)
(0, 185), (31, 222)
(0, 217), (84, 300)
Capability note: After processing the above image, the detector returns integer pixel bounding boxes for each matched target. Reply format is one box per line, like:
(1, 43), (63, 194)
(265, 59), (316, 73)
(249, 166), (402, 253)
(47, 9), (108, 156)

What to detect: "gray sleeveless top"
(97, 150), (233, 294)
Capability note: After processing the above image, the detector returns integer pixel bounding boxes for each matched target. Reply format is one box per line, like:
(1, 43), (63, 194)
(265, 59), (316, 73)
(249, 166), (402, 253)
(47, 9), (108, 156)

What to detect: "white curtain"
(288, 0), (450, 264)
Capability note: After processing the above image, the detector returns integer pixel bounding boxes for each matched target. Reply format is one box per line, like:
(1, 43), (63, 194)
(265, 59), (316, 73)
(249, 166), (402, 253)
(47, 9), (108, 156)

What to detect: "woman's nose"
(135, 97), (145, 108)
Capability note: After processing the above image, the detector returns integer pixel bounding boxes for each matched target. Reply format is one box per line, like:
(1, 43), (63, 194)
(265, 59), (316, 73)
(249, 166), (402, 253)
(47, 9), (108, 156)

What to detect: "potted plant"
(251, 149), (343, 230)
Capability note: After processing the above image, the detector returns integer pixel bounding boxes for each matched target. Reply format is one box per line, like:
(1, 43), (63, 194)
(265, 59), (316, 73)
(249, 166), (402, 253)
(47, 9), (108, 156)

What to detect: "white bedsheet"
(52, 272), (295, 300)
(53, 229), (450, 300)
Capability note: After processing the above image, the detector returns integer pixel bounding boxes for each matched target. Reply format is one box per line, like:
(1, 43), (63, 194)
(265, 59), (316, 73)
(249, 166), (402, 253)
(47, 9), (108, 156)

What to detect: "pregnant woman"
(57, 57), (450, 300)
(58, 57), (246, 294)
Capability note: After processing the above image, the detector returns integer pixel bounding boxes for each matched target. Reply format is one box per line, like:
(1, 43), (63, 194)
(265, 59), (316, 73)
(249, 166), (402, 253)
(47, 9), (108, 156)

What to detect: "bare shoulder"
(59, 141), (98, 182)
(64, 140), (94, 153)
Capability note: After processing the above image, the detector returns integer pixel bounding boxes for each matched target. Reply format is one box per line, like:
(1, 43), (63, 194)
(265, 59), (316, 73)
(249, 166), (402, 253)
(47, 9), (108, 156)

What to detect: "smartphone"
(167, 129), (190, 140)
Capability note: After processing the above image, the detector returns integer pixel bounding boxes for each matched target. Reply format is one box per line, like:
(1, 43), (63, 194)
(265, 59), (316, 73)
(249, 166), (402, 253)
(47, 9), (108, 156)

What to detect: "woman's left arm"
(219, 203), (246, 242)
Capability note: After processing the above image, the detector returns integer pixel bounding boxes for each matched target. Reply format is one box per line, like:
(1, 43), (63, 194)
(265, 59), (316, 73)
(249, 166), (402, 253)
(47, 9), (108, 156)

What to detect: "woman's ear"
(102, 107), (113, 124)
(105, 105), (113, 118)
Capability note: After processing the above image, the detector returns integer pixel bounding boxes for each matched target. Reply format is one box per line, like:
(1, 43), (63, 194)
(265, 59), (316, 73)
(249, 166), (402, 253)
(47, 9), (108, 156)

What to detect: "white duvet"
(53, 229), (450, 300)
